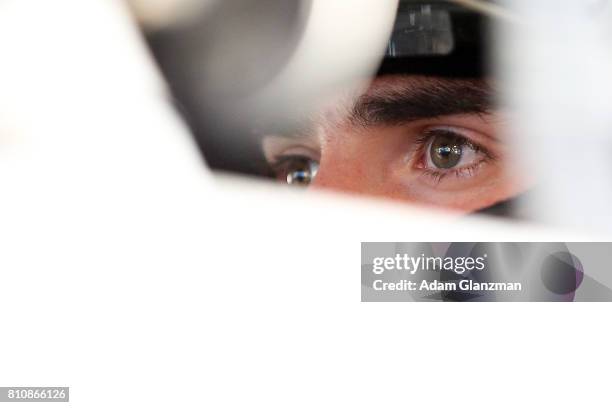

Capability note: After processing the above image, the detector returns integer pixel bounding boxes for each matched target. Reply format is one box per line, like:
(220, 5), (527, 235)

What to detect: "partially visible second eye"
(424, 130), (486, 171)
(272, 156), (319, 186)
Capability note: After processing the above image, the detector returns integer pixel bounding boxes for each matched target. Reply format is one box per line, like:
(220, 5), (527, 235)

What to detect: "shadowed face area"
(262, 75), (527, 213)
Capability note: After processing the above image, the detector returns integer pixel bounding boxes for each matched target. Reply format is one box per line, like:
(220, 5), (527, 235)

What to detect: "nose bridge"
(310, 162), (344, 190)
(311, 165), (359, 193)
(309, 127), (369, 194)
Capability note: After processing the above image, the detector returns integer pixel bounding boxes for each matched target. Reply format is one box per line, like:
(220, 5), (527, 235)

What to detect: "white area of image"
(0, 0), (610, 407)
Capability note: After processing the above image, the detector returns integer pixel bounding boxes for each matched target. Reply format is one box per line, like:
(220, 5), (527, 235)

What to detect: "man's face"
(262, 75), (527, 213)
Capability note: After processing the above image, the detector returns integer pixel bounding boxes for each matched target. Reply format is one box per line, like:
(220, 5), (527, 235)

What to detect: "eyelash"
(413, 129), (494, 184)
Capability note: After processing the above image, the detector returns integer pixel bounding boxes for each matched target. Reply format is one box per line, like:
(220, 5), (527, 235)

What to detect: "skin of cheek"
(393, 166), (517, 212)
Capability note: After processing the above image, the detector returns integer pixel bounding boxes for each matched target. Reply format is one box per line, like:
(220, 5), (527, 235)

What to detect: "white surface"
(0, 0), (609, 407)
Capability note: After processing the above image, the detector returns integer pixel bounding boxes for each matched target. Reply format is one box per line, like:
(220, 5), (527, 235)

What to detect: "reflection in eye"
(417, 128), (492, 183)
(272, 156), (319, 186)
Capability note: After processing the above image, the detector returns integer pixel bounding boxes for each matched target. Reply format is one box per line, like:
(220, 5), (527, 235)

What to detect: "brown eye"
(273, 156), (319, 186)
(429, 133), (464, 169)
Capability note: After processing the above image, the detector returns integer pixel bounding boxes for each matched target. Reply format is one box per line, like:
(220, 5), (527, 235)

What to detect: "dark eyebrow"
(349, 77), (495, 127)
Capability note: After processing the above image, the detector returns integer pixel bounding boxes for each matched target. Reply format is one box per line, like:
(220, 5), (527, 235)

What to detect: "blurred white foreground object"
(502, 0), (612, 231)
(244, 0), (400, 123)
(0, 1), (608, 407)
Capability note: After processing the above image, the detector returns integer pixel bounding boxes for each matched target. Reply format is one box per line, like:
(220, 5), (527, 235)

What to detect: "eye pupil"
(283, 158), (319, 186)
(287, 168), (309, 185)
(430, 134), (463, 169)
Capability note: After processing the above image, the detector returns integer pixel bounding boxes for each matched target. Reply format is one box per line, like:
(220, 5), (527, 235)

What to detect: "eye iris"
(430, 134), (463, 169)
(287, 168), (310, 185)
(285, 158), (318, 186)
